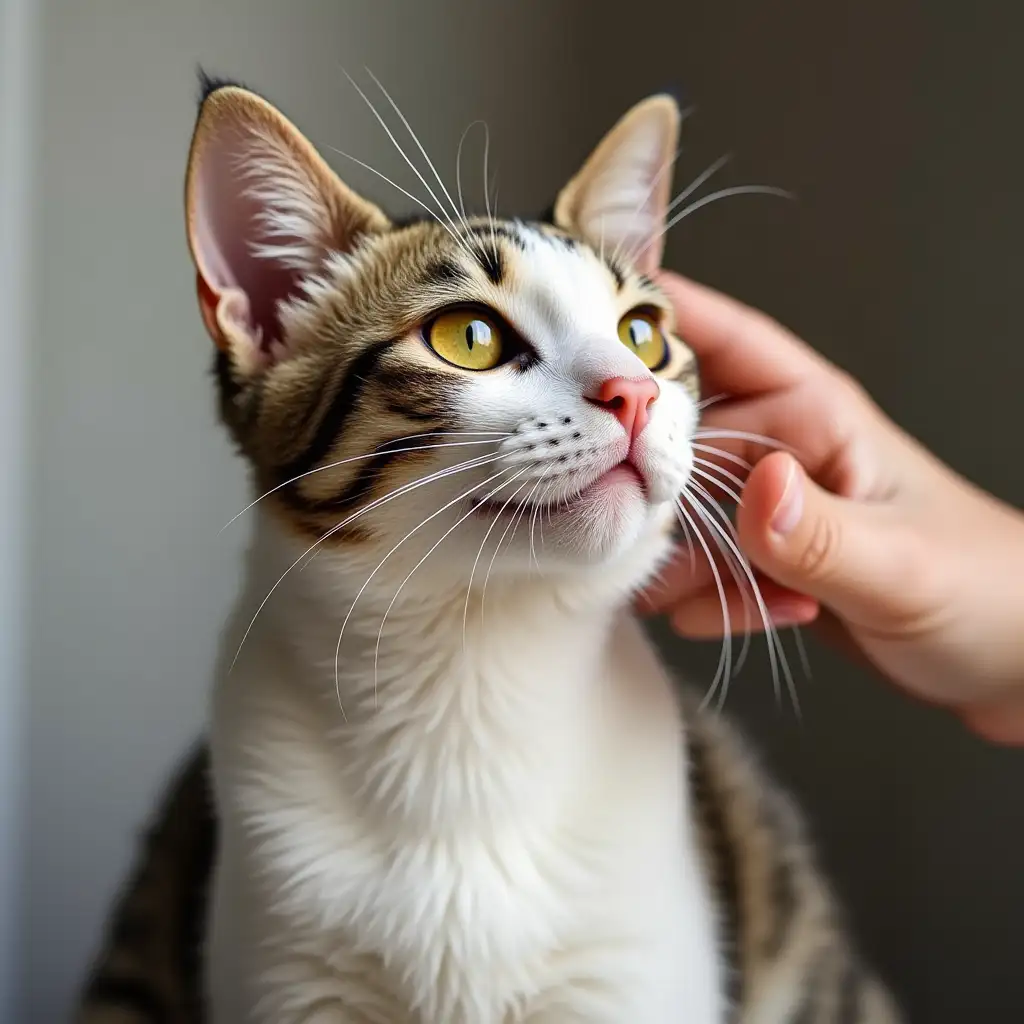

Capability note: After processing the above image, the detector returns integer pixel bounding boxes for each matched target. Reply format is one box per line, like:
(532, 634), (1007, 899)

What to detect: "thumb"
(736, 452), (909, 626)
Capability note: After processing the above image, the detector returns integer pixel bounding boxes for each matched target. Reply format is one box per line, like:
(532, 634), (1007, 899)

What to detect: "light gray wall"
(1, 0), (38, 1020)
(20, 2), (1024, 1023)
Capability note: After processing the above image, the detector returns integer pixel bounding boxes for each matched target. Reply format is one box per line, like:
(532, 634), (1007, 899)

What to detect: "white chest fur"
(205, 520), (724, 1024)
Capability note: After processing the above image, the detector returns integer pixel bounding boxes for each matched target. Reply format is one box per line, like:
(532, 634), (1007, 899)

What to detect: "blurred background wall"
(5, 1), (1022, 1020)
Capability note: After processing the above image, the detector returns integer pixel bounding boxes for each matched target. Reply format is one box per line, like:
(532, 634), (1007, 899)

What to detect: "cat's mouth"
(470, 461), (647, 519)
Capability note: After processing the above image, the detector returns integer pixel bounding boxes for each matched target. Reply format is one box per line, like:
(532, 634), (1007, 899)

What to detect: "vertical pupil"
(630, 320), (649, 347)
(465, 320), (489, 352)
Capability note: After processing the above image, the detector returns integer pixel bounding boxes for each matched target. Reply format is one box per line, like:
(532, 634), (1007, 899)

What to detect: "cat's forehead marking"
(386, 217), (638, 342)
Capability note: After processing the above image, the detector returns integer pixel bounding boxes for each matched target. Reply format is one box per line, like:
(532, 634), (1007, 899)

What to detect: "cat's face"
(186, 82), (699, 596)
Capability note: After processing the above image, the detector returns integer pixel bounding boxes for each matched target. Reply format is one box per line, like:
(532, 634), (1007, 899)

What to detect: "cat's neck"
(232, 512), (636, 834)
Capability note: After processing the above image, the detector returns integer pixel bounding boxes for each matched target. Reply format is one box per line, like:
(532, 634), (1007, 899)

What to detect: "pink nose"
(587, 376), (660, 442)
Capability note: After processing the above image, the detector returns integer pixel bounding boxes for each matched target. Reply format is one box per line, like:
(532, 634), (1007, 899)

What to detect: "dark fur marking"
(390, 211), (433, 231)
(323, 446), (432, 513)
(386, 400), (445, 424)
(281, 338), (397, 480)
(425, 257), (471, 288)
(535, 202), (556, 225)
(110, 906), (155, 949)
(376, 366), (459, 423)
(178, 753), (216, 1022)
(84, 974), (171, 1023)
(196, 67), (249, 108)
(211, 349), (240, 403)
(212, 351), (263, 442)
(762, 830), (798, 959)
(688, 725), (743, 1011)
(674, 358), (700, 400)
(605, 258), (626, 290)
(547, 231), (578, 252)
(468, 223), (527, 252)
(473, 241), (505, 285)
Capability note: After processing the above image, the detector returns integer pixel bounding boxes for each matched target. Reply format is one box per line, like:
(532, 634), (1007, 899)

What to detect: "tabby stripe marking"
(761, 795), (799, 959)
(468, 223), (528, 252)
(471, 241), (504, 284)
(280, 337), (398, 480)
(319, 445), (434, 514)
(687, 725), (744, 1013)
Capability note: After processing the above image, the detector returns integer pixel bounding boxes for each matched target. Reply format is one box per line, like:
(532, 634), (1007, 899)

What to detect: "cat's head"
(185, 80), (699, 601)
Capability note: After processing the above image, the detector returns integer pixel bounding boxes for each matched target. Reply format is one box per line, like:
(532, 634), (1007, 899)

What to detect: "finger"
(668, 579), (819, 639)
(695, 384), (868, 498)
(656, 271), (829, 396)
(737, 451), (921, 627)
(959, 696), (1024, 746)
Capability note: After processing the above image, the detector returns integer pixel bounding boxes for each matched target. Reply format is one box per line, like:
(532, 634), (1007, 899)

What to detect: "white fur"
(205, 235), (723, 1023)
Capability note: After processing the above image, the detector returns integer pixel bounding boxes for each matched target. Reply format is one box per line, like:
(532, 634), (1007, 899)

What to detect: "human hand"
(640, 271), (1024, 744)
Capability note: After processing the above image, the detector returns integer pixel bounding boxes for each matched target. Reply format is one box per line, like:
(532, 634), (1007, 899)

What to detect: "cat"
(78, 76), (903, 1023)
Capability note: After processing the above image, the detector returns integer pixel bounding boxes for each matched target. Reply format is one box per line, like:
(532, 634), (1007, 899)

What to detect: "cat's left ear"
(554, 95), (680, 275)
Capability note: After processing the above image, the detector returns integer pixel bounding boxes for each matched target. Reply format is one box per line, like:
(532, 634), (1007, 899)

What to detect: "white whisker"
(340, 70), (472, 256)
(693, 429), (793, 454)
(635, 184), (794, 263)
(230, 450), (509, 688)
(334, 462), (519, 714)
(691, 465), (743, 505)
(674, 499), (733, 710)
(697, 392), (730, 411)
(685, 483), (755, 679)
(609, 133), (689, 266)
(364, 68), (467, 230)
(689, 490), (800, 718)
(374, 465), (531, 706)
(480, 477), (535, 614)
(329, 145), (470, 254)
(456, 119), (486, 224)
(621, 148), (728, 266)
(665, 152), (732, 217)
(693, 456), (746, 494)
(221, 434), (507, 532)
(462, 475), (534, 652)
(691, 443), (752, 473)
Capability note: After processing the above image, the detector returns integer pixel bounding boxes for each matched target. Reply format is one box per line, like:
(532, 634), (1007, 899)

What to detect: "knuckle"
(831, 367), (872, 409)
(797, 514), (841, 581)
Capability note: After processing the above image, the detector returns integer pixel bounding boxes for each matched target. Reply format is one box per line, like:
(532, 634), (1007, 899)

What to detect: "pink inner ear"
(191, 123), (306, 353)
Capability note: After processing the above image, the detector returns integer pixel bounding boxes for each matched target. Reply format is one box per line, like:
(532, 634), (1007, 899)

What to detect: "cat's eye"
(427, 309), (504, 371)
(617, 309), (668, 371)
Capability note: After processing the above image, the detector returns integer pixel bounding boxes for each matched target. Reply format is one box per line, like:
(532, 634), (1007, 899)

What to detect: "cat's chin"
(503, 478), (674, 580)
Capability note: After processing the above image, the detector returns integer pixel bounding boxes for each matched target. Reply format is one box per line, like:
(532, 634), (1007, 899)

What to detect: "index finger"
(656, 271), (830, 397)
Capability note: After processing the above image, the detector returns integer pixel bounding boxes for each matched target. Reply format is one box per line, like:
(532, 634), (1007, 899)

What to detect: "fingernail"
(770, 457), (803, 536)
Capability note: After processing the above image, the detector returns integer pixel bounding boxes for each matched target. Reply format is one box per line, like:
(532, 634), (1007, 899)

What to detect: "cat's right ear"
(185, 82), (390, 372)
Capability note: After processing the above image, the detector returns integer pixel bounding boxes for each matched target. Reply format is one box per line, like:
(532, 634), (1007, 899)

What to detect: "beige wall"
(19, 2), (1024, 1021)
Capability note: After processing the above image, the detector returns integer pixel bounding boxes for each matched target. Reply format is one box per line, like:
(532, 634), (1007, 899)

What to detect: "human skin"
(640, 271), (1024, 745)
